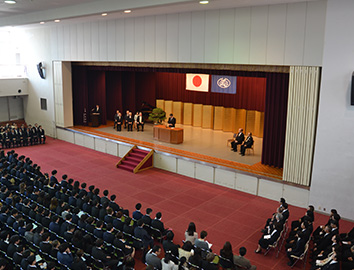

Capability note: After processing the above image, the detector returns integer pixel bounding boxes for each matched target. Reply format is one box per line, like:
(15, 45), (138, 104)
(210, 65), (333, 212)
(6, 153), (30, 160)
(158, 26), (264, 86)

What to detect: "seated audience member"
(202, 253), (218, 270)
(136, 112), (144, 132)
(185, 222), (198, 245)
(312, 247), (340, 270)
(133, 203), (143, 220)
(72, 249), (87, 270)
(145, 245), (162, 270)
(124, 256), (136, 270)
(57, 243), (74, 268)
(123, 217), (134, 236)
(178, 241), (194, 261)
(163, 231), (179, 264)
(92, 239), (119, 270)
(312, 225), (333, 258)
(195, 230), (211, 258)
(188, 247), (203, 268)
(240, 132), (254, 156)
(234, 247), (257, 270)
(286, 231), (308, 266)
(134, 219), (154, 249)
(313, 209), (340, 241)
(255, 223), (283, 254)
(151, 212), (169, 236)
(342, 245), (354, 270)
(142, 208), (153, 226)
(27, 255), (40, 270)
(113, 232), (135, 257)
(219, 241), (234, 269)
(161, 252), (178, 270)
(38, 125), (46, 144)
(231, 128), (244, 152)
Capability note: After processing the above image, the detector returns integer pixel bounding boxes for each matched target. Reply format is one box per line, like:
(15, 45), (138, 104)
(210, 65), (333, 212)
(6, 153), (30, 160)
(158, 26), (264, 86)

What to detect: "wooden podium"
(91, 113), (100, 127)
(153, 125), (183, 144)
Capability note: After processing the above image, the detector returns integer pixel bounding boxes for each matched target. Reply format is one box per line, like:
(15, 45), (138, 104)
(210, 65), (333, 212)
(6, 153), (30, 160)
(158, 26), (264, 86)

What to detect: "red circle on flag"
(192, 75), (202, 87)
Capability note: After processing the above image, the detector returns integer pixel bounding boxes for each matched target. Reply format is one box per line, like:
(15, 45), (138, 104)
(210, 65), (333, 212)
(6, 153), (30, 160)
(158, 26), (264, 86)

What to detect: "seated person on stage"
(136, 112), (144, 132)
(231, 128), (244, 152)
(240, 132), (254, 156)
(255, 223), (282, 254)
(167, 114), (176, 128)
(127, 112), (134, 132)
(113, 110), (120, 130)
(234, 247), (257, 270)
(134, 112), (139, 130)
(124, 110), (130, 129)
(115, 112), (123, 132)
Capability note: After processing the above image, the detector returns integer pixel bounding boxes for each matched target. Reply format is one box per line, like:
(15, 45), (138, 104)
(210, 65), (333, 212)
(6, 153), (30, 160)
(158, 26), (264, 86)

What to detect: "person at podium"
(91, 104), (101, 126)
(167, 114), (176, 128)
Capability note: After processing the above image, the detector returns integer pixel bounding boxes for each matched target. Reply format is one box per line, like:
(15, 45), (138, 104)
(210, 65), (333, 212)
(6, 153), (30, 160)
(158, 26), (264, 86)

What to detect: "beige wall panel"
(202, 105), (214, 129)
(193, 104), (203, 127)
(156, 100), (165, 110)
(172, 101), (183, 125)
(183, 103), (193, 125)
(235, 109), (247, 133)
(254, 111), (262, 137)
(246, 110), (256, 134)
(164, 100), (173, 117)
(223, 108), (236, 132)
(259, 112), (264, 138)
(214, 106), (224, 130)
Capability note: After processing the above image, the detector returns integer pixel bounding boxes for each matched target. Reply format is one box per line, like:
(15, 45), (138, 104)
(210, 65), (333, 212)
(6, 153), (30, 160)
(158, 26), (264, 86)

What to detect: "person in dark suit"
(167, 114), (176, 128)
(151, 212), (167, 234)
(39, 233), (52, 255)
(71, 249), (87, 270)
(91, 239), (118, 269)
(255, 223), (282, 253)
(240, 132), (254, 156)
(162, 231), (179, 264)
(231, 128), (245, 152)
(57, 243), (73, 268)
(142, 208), (153, 226)
(132, 203), (143, 220)
(115, 112), (123, 131)
(124, 110), (130, 129)
(134, 219), (154, 249)
(38, 125), (46, 144)
(103, 223), (115, 244)
(127, 112), (134, 131)
(113, 110), (120, 130)
(136, 112), (144, 131)
(286, 235), (307, 266)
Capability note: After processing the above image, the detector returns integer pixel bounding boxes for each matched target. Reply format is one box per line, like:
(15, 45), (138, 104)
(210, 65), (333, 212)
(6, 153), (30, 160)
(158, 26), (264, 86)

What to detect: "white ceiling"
(0, 0), (319, 27)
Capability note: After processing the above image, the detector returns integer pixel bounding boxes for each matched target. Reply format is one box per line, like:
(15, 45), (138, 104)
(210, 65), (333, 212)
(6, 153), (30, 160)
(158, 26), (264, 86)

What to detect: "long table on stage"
(153, 125), (183, 144)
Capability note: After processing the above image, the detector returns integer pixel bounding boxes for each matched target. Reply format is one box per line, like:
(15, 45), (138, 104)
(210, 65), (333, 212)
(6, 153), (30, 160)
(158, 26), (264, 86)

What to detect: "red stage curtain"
(261, 73), (289, 168)
(155, 72), (266, 112)
(72, 66), (88, 126)
(87, 70), (107, 125)
(106, 71), (122, 121)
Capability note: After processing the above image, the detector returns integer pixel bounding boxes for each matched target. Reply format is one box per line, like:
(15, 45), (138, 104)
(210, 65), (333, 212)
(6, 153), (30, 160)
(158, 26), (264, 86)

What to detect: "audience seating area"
(0, 148), (353, 270)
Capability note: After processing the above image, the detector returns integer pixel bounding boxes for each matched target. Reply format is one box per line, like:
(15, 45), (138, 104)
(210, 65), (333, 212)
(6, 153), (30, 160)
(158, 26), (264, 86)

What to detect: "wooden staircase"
(116, 146), (153, 173)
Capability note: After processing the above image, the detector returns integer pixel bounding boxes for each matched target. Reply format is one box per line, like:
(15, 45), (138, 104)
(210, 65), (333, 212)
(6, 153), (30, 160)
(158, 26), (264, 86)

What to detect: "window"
(40, 98), (47, 110)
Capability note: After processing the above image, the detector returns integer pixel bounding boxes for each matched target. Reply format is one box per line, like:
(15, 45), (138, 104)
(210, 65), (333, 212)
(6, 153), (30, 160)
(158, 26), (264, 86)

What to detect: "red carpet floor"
(7, 137), (354, 270)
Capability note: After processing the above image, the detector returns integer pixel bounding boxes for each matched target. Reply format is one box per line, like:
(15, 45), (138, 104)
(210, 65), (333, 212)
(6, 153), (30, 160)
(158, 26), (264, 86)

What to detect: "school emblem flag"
(211, 75), (237, 94)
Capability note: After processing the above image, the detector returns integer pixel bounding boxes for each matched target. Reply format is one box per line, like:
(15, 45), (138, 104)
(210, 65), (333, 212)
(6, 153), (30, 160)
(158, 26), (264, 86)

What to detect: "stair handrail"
(133, 149), (154, 173)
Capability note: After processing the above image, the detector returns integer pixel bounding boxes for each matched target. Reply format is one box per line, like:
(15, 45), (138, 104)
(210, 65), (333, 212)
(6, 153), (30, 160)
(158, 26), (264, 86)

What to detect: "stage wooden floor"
(70, 121), (283, 180)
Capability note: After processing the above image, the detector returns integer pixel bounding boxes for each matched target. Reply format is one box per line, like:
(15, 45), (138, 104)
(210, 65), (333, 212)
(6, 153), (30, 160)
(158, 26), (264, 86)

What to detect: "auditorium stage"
(70, 121), (283, 180)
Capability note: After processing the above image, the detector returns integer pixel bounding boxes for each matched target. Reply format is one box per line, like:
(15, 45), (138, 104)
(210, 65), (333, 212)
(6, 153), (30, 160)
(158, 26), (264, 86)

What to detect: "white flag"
(186, 74), (209, 92)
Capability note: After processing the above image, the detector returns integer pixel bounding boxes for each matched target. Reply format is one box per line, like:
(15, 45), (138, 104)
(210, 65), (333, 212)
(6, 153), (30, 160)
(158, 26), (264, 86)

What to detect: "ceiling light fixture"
(40, 22), (45, 24)
(54, 19), (60, 23)
(199, 0), (209, 4)
(4, 0), (16, 4)
(124, 10), (131, 14)
(101, 13), (107, 16)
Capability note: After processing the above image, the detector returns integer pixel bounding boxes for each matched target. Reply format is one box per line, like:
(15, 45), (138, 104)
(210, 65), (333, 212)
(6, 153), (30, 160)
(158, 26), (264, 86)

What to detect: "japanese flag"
(186, 73), (209, 92)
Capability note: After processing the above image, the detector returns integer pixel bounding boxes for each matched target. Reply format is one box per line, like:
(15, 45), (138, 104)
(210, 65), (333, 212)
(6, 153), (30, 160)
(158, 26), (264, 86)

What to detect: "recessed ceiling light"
(4, 0), (16, 4)
(40, 22), (45, 24)
(124, 10), (131, 14)
(54, 19), (60, 23)
(199, 0), (209, 4)
(101, 13), (107, 16)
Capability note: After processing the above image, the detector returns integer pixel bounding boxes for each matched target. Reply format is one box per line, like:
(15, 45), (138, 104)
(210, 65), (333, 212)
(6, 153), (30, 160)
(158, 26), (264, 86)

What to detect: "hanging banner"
(211, 75), (237, 94)
(186, 73), (209, 92)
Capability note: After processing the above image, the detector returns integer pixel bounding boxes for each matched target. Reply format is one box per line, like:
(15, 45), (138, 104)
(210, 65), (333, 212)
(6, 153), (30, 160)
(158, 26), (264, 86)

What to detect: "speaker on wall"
(37, 62), (45, 79)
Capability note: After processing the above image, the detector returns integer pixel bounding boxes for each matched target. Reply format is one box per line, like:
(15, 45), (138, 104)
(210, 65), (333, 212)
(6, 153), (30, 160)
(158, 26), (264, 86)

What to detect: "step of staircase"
(119, 163), (135, 172)
(121, 159), (139, 167)
(124, 156), (143, 164)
